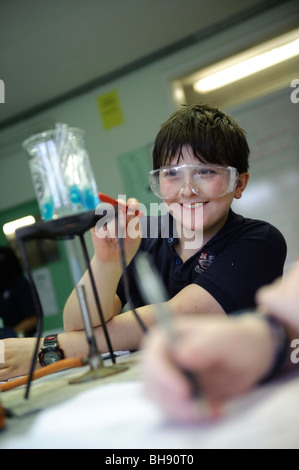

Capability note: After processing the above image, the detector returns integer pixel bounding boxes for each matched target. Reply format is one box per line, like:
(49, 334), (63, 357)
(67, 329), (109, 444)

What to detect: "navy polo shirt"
(116, 210), (287, 314)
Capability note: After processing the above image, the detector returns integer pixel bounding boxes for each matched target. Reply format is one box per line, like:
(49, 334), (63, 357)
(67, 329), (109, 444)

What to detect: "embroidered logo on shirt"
(195, 251), (216, 273)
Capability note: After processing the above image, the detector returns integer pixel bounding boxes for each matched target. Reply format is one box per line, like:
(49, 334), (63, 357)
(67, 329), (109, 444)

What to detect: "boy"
(0, 104), (286, 380)
(64, 103), (286, 325)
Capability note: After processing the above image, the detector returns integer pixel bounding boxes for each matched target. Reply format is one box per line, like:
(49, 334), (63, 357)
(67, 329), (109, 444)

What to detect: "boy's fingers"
(126, 198), (142, 217)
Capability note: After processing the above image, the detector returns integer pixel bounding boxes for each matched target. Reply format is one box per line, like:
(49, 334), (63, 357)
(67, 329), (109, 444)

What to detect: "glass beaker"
(23, 124), (100, 220)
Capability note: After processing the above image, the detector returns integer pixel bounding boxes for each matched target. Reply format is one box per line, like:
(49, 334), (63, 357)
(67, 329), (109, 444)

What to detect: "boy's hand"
(93, 197), (142, 264)
(0, 337), (41, 382)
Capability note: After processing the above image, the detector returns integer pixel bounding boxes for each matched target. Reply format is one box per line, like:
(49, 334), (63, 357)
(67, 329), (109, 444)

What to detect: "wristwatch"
(38, 334), (65, 367)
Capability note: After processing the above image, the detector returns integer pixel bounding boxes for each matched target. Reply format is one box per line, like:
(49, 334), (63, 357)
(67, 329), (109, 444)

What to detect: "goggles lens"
(149, 164), (239, 200)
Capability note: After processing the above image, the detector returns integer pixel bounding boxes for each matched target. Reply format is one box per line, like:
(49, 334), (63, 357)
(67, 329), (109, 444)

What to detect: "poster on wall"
(96, 89), (124, 130)
(117, 143), (159, 210)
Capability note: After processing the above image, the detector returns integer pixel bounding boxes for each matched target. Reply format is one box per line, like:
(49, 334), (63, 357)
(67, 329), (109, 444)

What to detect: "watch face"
(43, 349), (61, 365)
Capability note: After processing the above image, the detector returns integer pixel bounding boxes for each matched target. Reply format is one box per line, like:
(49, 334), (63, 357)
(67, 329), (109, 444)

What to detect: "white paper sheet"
(1, 372), (299, 449)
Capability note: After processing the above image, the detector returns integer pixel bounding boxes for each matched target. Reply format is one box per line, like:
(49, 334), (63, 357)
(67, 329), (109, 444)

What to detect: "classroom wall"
(0, 0), (298, 329)
(230, 86), (299, 271)
(1, 1), (297, 211)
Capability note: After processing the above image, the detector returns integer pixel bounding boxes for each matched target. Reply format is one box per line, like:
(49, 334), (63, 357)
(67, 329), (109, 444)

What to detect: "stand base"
(69, 364), (129, 384)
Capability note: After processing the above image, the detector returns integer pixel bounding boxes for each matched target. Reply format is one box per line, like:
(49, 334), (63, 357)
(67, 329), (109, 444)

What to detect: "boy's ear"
(234, 172), (249, 200)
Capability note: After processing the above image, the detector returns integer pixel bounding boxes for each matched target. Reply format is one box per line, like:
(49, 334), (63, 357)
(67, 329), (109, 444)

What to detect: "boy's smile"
(163, 145), (248, 249)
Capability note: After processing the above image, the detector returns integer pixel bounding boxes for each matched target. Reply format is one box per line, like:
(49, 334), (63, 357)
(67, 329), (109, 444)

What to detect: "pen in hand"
(99, 192), (124, 207)
(98, 193), (140, 216)
(134, 252), (201, 399)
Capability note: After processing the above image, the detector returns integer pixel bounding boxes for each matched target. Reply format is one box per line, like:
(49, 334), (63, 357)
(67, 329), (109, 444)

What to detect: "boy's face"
(162, 145), (247, 240)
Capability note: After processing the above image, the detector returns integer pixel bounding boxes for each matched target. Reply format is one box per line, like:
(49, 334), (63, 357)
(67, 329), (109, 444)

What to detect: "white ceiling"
(0, 0), (282, 129)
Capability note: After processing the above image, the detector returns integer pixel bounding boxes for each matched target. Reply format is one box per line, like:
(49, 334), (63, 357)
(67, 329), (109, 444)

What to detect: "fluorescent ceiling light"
(194, 29), (299, 93)
(3, 215), (35, 236)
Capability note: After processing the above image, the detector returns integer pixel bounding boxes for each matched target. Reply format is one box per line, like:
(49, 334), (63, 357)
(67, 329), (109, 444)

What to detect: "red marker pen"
(98, 193), (139, 215)
(99, 192), (124, 207)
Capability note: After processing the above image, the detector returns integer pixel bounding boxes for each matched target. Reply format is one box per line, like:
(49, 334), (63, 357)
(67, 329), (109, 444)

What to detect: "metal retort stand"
(15, 209), (128, 398)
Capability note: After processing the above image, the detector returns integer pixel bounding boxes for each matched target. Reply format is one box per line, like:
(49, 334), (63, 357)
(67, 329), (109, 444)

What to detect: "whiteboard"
(230, 86), (299, 270)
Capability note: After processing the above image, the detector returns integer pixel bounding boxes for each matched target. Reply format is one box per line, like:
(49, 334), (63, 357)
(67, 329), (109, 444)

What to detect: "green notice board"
(117, 144), (159, 211)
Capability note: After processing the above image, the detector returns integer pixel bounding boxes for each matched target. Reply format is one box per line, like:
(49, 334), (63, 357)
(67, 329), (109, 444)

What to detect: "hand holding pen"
(91, 193), (142, 264)
(135, 254), (202, 397)
(98, 193), (140, 216)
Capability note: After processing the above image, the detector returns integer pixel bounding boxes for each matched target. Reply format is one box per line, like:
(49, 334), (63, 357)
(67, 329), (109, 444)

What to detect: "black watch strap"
(38, 334), (64, 367)
(259, 315), (290, 383)
(43, 334), (58, 348)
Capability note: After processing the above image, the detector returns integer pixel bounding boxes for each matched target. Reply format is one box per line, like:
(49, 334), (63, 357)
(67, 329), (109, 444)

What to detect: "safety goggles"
(149, 163), (239, 200)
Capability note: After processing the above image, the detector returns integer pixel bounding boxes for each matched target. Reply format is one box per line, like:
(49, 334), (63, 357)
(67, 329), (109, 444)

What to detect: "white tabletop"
(1, 352), (299, 449)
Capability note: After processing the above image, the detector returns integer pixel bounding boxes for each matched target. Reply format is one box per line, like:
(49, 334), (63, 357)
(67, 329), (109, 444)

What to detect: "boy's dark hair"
(152, 104), (249, 173)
